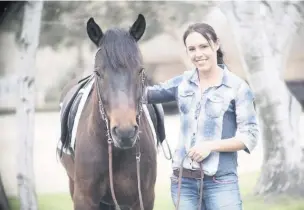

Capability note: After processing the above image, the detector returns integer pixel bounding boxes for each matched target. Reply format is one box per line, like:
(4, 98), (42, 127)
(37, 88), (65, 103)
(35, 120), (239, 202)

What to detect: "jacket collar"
(188, 64), (233, 88)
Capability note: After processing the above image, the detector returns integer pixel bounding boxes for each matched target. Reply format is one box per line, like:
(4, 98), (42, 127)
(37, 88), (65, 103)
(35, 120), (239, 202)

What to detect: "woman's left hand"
(188, 142), (213, 162)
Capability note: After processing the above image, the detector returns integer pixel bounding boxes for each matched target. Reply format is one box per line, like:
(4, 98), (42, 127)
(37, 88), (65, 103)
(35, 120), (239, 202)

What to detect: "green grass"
(238, 172), (304, 210)
(8, 172), (304, 210)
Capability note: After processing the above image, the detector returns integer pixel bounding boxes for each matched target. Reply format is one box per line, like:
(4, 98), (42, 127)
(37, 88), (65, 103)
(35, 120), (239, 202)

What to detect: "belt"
(173, 168), (204, 179)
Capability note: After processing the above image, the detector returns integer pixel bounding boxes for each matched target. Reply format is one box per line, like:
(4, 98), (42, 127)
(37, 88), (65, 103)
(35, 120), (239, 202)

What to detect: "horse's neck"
(90, 86), (103, 121)
(86, 88), (108, 140)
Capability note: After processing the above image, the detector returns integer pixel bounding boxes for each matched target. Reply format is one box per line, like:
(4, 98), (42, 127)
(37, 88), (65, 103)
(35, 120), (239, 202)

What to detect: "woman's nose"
(195, 49), (204, 57)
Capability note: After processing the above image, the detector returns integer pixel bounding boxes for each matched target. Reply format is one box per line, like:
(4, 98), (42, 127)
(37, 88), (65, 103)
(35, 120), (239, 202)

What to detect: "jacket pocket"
(178, 91), (195, 114)
(205, 95), (225, 118)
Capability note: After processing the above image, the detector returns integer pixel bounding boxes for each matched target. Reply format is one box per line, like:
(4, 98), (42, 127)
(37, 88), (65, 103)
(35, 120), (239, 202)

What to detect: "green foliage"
(1, 1), (217, 49)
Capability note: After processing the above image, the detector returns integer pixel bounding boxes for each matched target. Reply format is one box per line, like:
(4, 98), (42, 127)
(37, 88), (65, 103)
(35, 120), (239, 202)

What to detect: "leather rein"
(176, 154), (204, 210)
(94, 69), (145, 210)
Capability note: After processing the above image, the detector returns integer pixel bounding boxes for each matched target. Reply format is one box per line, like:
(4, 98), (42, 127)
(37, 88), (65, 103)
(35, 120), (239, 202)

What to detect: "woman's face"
(185, 32), (219, 73)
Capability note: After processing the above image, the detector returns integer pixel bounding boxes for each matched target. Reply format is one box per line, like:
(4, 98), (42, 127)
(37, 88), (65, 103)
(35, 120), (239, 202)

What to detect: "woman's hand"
(188, 138), (248, 162)
(188, 142), (213, 162)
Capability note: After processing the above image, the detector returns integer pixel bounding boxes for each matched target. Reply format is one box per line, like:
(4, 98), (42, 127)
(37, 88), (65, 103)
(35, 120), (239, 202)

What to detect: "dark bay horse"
(57, 14), (158, 210)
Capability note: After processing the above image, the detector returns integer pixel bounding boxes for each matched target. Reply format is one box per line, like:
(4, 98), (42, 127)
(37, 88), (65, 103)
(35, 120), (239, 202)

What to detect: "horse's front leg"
(73, 175), (103, 210)
(73, 149), (107, 210)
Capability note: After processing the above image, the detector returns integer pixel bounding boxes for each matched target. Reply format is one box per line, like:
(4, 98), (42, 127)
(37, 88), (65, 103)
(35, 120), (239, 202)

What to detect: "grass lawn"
(8, 172), (304, 210)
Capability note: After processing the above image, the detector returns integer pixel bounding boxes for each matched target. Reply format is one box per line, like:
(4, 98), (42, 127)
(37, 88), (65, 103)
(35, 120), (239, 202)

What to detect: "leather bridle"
(93, 68), (146, 210)
(93, 64), (204, 210)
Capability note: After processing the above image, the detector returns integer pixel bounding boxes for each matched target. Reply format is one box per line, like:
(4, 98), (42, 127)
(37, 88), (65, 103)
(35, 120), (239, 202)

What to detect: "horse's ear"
(86, 17), (103, 47)
(129, 14), (146, 42)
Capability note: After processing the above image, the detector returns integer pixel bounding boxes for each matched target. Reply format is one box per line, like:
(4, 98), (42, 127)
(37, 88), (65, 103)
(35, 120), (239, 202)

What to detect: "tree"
(0, 175), (10, 210)
(16, 1), (44, 209)
(219, 1), (304, 197)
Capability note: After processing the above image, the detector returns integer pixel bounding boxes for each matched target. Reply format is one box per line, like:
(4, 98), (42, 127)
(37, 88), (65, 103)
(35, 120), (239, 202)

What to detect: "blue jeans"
(171, 173), (242, 210)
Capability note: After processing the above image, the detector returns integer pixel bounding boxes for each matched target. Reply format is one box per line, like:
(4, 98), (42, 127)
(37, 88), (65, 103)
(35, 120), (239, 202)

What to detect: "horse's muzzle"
(111, 125), (138, 149)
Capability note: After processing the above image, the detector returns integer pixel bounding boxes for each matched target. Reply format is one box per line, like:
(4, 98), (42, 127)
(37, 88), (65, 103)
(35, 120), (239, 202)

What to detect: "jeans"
(171, 173), (242, 210)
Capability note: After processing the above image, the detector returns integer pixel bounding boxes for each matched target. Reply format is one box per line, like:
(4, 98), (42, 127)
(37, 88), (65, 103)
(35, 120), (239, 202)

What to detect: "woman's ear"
(214, 39), (220, 51)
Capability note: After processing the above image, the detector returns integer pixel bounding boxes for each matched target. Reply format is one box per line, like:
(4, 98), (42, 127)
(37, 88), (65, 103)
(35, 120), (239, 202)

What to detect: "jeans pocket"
(212, 174), (238, 184)
(170, 174), (179, 184)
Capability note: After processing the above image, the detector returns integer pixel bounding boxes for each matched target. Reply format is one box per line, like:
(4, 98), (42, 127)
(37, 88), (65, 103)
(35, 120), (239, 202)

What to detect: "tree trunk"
(220, 1), (304, 197)
(0, 175), (10, 210)
(16, 1), (44, 210)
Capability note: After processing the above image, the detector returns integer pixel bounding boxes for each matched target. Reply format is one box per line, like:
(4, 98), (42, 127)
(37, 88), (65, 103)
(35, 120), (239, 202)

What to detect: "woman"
(144, 23), (259, 209)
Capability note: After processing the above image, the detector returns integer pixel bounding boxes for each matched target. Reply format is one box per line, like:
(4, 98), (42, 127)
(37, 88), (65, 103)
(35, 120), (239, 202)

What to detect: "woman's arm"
(144, 74), (184, 104)
(213, 82), (260, 153)
(207, 137), (248, 152)
(210, 82), (259, 153)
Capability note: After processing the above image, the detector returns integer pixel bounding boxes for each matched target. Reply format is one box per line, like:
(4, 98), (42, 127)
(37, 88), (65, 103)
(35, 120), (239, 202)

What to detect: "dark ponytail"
(217, 47), (224, 64)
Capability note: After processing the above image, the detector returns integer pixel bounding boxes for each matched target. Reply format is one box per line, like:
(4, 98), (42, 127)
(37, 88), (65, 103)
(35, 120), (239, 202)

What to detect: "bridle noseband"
(93, 68), (146, 210)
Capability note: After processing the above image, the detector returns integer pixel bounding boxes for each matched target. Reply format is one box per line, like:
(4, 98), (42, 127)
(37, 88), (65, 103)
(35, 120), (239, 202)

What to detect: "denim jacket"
(144, 65), (259, 176)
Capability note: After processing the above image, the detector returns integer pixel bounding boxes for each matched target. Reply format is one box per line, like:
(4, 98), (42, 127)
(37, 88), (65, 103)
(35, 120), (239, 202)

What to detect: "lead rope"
(175, 153), (204, 210)
(94, 74), (121, 210)
(136, 88), (144, 210)
(100, 101), (121, 210)
(108, 140), (121, 210)
(136, 141), (144, 210)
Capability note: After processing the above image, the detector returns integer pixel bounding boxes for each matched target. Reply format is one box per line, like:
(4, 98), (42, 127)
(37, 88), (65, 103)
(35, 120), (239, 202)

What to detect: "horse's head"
(86, 14), (146, 149)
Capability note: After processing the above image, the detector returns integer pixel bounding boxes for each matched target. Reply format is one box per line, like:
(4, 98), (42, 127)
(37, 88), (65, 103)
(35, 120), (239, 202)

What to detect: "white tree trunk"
(220, 1), (304, 196)
(16, 1), (44, 209)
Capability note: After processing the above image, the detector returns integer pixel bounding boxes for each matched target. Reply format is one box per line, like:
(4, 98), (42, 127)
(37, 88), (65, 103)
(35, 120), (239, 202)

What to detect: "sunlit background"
(0, 1), (304, 210)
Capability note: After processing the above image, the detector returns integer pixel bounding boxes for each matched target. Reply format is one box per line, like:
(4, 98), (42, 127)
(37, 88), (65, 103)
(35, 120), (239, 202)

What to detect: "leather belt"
(173, 168), (204, 179)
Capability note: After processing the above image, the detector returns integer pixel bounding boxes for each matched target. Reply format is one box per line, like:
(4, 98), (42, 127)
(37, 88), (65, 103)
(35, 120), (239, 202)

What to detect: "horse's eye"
(94, 70), (103, 78)
(139, 68), (144, 75)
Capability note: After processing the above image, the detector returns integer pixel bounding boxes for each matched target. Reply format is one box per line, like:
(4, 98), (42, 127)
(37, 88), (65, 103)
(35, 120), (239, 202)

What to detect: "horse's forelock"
(95, 28), (143, 74)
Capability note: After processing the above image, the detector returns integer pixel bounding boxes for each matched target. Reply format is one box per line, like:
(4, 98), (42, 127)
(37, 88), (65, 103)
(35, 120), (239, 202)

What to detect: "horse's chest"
(114, 173), (137, 192)
(101, 154), (154, 205)
(101, 170), (139, 206)
(113, 162), (139, 188)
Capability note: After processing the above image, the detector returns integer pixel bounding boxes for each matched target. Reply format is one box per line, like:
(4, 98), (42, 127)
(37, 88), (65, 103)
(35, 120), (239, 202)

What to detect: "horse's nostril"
(112, 125), (138, 139)
(128, 126), (137, 138)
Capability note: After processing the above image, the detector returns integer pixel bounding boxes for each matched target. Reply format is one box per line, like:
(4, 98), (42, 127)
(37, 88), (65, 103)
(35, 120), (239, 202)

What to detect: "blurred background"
(0, 1), (304, 210)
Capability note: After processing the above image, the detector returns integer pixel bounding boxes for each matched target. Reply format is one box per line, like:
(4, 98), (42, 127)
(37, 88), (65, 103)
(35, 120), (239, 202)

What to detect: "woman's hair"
(183, 23), (224, 64)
